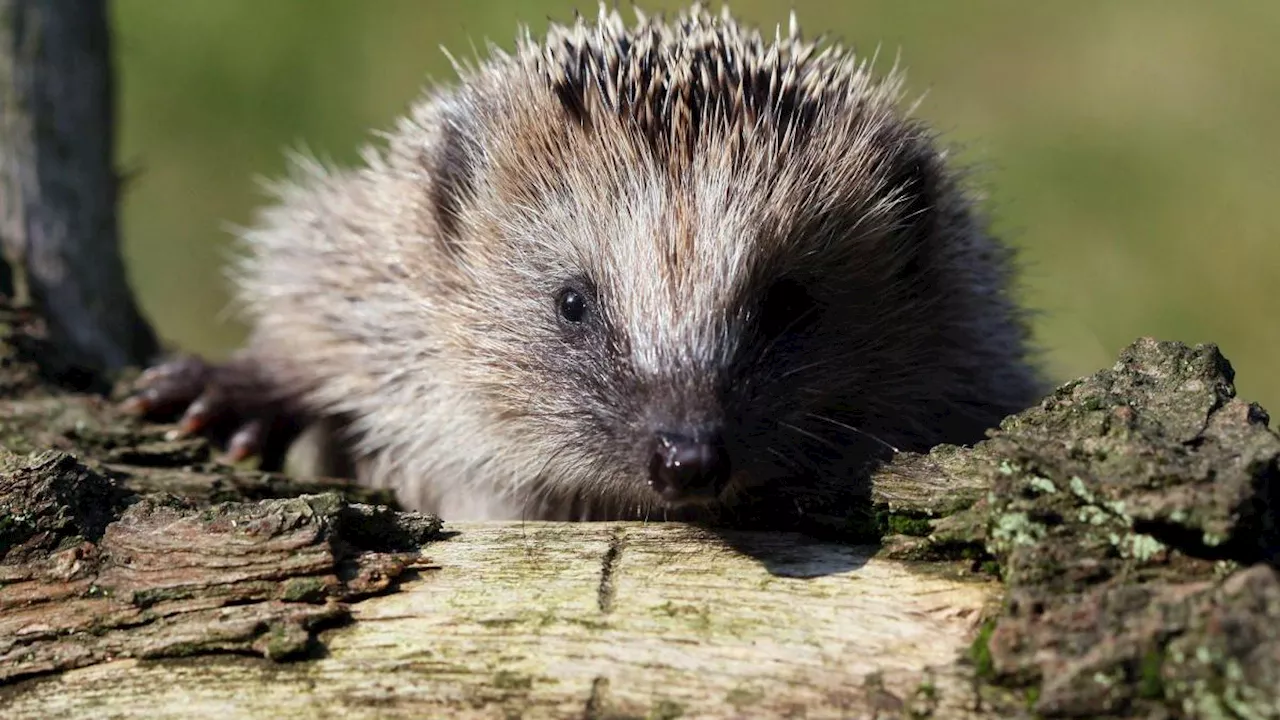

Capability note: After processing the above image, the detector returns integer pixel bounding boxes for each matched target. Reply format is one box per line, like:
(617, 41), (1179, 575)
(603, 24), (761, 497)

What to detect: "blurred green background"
(109, 1), (1279, 412)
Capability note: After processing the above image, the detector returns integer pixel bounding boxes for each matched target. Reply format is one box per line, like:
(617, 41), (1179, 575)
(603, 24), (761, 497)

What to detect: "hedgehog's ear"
(426, 101), (479, 255)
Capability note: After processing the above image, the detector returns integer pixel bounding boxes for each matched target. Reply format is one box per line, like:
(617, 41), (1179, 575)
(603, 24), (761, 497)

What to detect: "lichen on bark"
(951, 338), (1279, 718)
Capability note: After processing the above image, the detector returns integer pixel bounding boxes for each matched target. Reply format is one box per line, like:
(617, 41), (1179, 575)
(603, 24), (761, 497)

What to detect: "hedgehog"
(127, 3), (1045, 522)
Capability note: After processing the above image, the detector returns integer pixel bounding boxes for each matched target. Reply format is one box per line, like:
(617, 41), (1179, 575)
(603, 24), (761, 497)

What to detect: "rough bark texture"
(969, 338), (1280, 717)
(0, 467), (443, 683)
(0, 0), (158, 385)
(2, 521), (1001, 720)
(0, 292), (1276, 718)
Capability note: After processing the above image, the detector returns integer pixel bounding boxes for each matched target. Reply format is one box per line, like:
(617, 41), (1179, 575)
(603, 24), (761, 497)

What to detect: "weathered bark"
(969, 339), (1280, 717)
(0, 0), (158, 384)
(1, 519), (998, 720)
(0, 455), (443, 685)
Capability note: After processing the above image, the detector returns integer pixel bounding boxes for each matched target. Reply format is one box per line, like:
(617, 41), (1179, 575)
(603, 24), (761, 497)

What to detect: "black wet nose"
(648, 432), (730, 503)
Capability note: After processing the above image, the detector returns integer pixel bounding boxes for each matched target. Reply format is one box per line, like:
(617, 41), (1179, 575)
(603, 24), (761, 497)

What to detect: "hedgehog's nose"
(648, 431), (730, 504)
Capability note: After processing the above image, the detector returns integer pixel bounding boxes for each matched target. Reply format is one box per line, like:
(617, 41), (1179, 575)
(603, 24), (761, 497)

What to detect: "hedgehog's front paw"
(124, 354), (302, 468)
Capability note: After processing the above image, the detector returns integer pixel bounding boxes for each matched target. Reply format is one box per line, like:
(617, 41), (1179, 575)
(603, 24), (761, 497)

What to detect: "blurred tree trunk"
(0, 0), (158, 384)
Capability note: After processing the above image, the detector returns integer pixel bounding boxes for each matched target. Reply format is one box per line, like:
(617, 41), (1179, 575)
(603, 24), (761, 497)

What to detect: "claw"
(225, 419), (267, 463)
(127, 355), (215, 420)
(177, 388), (229, 435)
(123, 354), (305, 472)
(120, 393), (152, 416)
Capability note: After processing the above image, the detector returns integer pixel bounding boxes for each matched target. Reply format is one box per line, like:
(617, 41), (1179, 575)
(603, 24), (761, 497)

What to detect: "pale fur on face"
(228, 3), (1042, 520)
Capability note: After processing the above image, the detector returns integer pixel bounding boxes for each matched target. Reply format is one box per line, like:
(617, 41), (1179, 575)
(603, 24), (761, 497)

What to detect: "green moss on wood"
(280, 577), (328, 603)
(969, 618), (997, 680)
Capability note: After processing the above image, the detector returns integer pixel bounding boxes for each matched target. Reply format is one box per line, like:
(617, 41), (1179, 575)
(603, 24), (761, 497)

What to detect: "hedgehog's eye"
(757, 278), (819, 338)
(557, 288), (587, 323)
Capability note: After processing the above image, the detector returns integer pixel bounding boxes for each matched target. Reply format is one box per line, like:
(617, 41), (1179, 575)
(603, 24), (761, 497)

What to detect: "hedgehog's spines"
(512, 3), (900, 168)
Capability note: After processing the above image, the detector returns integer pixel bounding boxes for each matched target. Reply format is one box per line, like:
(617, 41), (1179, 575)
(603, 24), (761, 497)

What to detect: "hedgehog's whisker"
(766, 446), (807, 475)
(778, 420), (841, 452)
(775, 360), (829, 381)
(804, 412), (900, 454)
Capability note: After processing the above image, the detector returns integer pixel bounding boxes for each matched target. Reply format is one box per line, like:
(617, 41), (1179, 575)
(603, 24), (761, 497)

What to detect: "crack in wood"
(582, 675), (610, 719)
(596, 527), (625, 614)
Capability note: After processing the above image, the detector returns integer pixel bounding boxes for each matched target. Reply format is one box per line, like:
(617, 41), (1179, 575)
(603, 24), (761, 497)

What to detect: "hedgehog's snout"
(646, 429), (731, 505)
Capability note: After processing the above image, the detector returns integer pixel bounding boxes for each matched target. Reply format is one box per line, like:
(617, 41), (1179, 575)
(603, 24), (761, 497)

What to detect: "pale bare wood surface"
(1, 521), (997, 719)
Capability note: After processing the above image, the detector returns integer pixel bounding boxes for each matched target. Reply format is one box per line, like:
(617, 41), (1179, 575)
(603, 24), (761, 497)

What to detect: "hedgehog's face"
(433, 103), (950, 518)
(419, 11), (1006, 517)
(472, 164), (923, 517)
(529, 246), (853, 513)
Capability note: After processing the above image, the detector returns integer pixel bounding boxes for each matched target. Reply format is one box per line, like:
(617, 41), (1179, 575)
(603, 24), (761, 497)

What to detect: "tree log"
(1, 305), (1278, 718)
(0, 0), (157, 383)
(1, 518), (997, 720)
